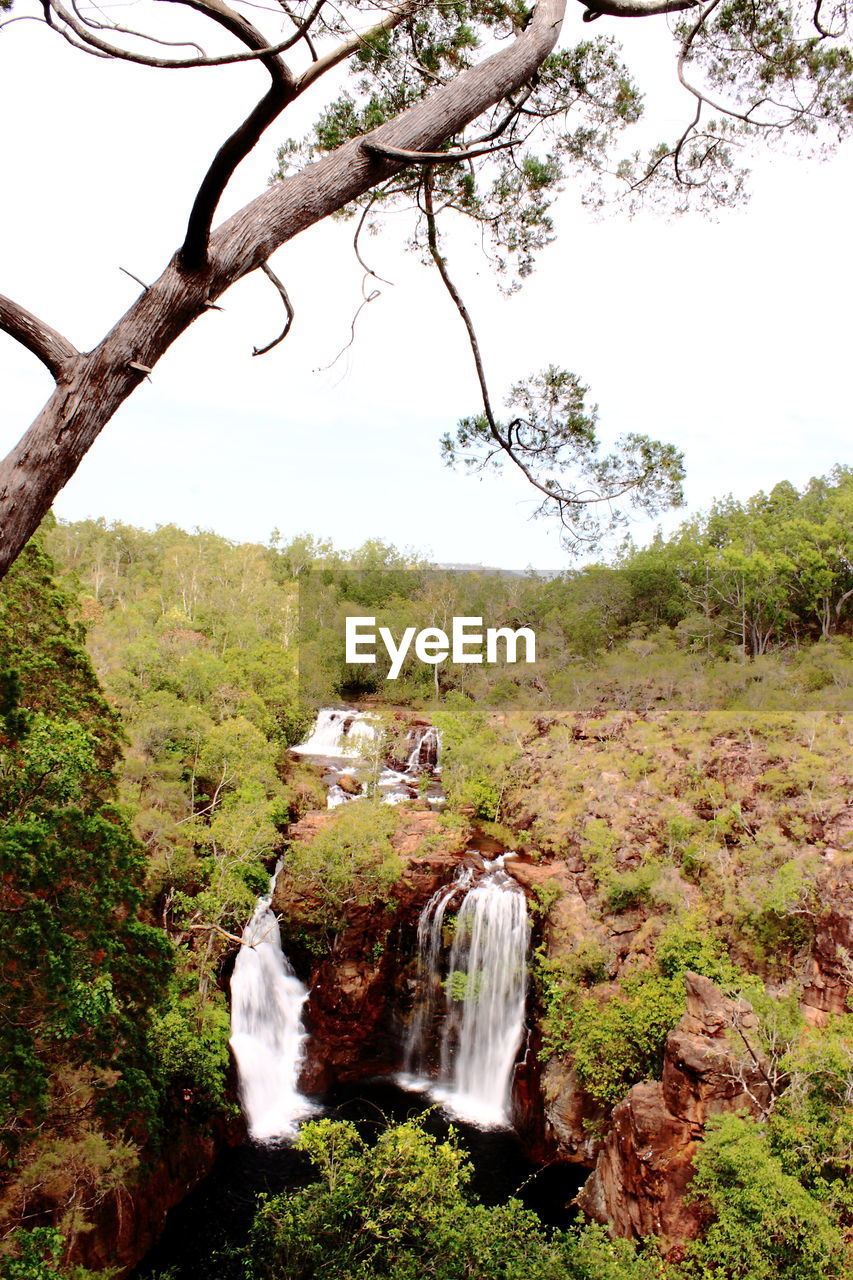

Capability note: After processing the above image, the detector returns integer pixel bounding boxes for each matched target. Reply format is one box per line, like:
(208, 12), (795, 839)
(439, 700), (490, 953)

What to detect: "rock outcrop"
(72, 1118), (238, 1276)
(275, 809), (467, 1094)
(577, 973), (771, 1243)
(801, 860), (853, 1024)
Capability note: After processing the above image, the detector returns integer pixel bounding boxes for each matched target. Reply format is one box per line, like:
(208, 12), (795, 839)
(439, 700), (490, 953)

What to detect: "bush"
(682, 1113), (848, 1280)
(248, 1117), (656, 1280)
(283, 801), (402, 927)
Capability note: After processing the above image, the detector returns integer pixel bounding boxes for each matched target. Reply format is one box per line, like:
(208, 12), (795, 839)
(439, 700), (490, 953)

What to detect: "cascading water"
(291, 707), (379, 759)
(400, 857), (529, 1128)
(405, 723), (440, 772)
(292, 708), (443, 808)
(229, 862), (314, 1142)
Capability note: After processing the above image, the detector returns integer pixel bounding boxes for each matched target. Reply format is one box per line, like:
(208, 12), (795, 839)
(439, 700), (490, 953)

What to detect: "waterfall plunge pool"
(131, 1078), (588, 1280)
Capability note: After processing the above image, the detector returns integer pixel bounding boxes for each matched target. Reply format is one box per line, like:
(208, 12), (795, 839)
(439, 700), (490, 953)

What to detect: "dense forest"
(0, 466), (850, 1279)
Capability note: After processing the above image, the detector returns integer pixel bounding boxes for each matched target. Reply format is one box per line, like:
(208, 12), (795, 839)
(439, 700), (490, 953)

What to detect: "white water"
(291, 707), (379, 759)
(229, 864), (314, 1142)
(292, 708), (442, 808)
(400, 857), (529, 1129)
(405, 724), (440, 772)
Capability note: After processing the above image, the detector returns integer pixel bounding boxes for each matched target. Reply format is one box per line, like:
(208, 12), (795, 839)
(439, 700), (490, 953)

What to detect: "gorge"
(4, 508), (851, 1280)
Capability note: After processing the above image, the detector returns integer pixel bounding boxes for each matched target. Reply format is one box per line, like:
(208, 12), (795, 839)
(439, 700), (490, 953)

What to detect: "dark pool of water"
(132, 1080), (587, 1279)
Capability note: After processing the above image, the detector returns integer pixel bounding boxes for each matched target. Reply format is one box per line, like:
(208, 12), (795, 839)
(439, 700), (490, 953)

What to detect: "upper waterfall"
(291, 707), (379, 760)
(291, 707), (443, 808)
(400, 856), (529, 1129)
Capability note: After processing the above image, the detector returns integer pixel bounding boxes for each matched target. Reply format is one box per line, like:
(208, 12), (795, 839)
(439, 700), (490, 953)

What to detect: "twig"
(253, 262), (295, 356)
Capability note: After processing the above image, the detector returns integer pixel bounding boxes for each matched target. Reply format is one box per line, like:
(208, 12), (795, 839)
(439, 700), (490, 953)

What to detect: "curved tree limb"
(294, 1), (421, 92)
(252, 262), (295, 355)
(0, 295), (79, 381)
(176, 0), (297, 268)
(361, 137), (521, 163)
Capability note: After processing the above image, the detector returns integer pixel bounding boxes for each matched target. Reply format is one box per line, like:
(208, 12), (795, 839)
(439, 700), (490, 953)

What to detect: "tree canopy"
(1, 0), (851, 571)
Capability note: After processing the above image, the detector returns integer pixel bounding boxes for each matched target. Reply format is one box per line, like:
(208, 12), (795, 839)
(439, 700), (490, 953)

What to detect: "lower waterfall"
(229, 863), (314, 1142)
(400, 857), (529, 1129)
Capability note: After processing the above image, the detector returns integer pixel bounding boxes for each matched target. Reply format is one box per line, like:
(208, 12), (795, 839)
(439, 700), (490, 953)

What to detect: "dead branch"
(187, 922), (247, 944)
(0, 294), (79, 380)
(362, 137), (521, 164)
(252, 262), (295, 356)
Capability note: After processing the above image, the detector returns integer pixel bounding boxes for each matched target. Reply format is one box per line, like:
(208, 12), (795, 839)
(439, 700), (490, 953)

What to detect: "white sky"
(1, 5), (850, 569)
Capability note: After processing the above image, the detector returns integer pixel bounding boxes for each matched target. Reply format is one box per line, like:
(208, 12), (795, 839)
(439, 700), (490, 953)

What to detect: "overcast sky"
(1, 5), (850, 569)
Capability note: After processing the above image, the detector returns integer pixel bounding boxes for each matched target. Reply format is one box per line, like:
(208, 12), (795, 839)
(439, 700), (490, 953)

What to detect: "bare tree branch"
(0, 295), (79, 381)
(252, 262), (296, 355)
(178, 0), (298, 268)
(295, 1), (421, 91)
(579, 0), (700, 18)
(362, 137), (521, 163)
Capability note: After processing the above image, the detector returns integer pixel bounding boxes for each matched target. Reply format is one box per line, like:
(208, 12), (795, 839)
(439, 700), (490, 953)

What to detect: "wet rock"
(276, 810), (466, 1094)
(541, 1059), (605, 1163)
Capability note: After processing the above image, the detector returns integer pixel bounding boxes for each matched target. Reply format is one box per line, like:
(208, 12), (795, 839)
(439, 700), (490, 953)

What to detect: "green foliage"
(0, 537), (171, 1145)
(146, 973), (232, 1117)
(682, 1112), (848, 1280)
(655, 917), (740, 987)
(0, 1228), (103, 1280)
(768, 1015), (853, 1223)
(249, 1116), (656, 1280)
(569, 971), (686, 1107)
(542, 922), (745, 1106)
(445, 969), (484, 1003)
(444, 368), (685, 555)
(283, 801), (402, 929)
(530, 877), (564, 917)
(433, 695), (519, 818)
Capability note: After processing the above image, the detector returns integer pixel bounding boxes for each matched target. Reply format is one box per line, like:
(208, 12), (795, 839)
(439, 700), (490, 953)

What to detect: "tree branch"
(294, 1), (421, 92)
(0, 294), (78, 381)
(178, 0), (297, 269)
(362, 138), (520, 164)
(0, 0), (569, 577)
(579, 0), (699, 17)
(252, 262), (295, 356)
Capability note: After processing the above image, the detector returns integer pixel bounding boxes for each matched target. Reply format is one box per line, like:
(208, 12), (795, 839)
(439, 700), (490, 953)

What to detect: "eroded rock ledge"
(577, 973), (770, 1242)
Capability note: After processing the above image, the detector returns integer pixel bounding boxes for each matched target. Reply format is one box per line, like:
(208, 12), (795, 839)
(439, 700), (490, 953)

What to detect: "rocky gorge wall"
(270, 797), (853, 1251)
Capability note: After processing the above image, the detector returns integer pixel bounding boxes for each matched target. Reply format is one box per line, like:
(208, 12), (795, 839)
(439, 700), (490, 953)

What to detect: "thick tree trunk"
(0, 0), (567, 578)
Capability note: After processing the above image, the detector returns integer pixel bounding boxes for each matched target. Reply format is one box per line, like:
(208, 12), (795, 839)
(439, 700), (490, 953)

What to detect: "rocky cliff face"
(72, 1117), (240, 1276)
(576, 973), (771, 1243)
(801, 860), (853, 1024)
(275, 808), (467, 1094)
(506, 856), (610, 1161)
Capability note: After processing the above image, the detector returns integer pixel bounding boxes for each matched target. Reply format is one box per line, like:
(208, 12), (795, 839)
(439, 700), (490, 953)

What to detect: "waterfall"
(229, 863), (314, 1142)
(292, 708), (443, 809)
(405, 723), (440, 772)
(400, 857), (529, 1129)
(291, 707), (379, 759)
